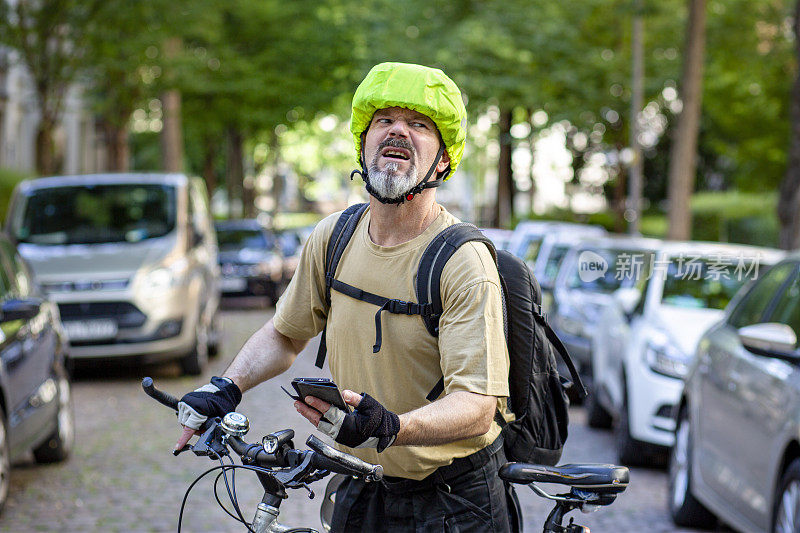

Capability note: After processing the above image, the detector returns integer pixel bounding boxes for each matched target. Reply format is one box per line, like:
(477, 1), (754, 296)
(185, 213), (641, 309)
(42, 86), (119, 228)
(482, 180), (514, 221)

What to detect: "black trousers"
(330, 442), (514, 533)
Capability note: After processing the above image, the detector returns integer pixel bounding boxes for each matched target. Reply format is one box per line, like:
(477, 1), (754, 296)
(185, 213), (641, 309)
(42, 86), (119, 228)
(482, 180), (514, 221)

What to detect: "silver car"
(5, 173), (220, 375)
(671, 252), (800, 532)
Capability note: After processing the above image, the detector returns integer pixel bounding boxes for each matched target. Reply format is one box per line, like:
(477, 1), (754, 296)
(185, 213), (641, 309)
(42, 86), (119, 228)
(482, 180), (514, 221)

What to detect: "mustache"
(377, 138), (415, 156)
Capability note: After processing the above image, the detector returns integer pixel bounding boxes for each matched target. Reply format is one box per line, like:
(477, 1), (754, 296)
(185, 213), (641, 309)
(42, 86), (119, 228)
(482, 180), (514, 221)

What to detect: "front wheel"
(774, 458), (800, 533)
(585, 384), (613, 429)
(668, 407), (715, 529)
(615, 378), (646, 466)
(33, 374), (74, 464)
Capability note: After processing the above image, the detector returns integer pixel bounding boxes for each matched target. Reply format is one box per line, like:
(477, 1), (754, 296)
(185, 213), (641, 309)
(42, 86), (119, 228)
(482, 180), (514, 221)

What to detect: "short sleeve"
(437, 242), (510, 397)
(272, 214), (338, 340)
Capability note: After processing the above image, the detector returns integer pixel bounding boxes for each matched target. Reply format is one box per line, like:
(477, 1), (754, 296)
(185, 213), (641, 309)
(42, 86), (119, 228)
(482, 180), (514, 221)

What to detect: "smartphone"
(282, 377), (351, 413)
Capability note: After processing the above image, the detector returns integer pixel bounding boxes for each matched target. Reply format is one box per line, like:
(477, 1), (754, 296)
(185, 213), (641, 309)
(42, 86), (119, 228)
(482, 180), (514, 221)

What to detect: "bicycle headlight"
(644, 333), (690, 379)
(262, 434), (279, 454)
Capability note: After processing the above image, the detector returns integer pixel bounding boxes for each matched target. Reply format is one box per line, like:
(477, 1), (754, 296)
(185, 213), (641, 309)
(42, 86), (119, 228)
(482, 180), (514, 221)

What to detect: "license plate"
(63, 320), (118, 341)
(221, 278), (247, 292)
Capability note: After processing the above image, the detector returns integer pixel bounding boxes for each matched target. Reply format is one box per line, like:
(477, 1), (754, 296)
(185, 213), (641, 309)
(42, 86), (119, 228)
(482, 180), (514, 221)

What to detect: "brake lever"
(189, 419), (229, 459)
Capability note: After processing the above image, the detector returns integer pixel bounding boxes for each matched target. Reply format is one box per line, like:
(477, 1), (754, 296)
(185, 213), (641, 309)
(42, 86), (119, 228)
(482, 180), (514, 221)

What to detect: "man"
(175, 62), (512, 532)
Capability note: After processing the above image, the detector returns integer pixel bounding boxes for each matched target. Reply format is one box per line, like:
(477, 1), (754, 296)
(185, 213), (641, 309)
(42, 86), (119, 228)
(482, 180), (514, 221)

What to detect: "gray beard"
(367, 160), (419, 199)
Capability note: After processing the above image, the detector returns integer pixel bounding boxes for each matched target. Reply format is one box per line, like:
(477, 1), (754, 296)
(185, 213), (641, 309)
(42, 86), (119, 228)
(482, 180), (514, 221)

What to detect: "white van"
(5, 173), (220, 375)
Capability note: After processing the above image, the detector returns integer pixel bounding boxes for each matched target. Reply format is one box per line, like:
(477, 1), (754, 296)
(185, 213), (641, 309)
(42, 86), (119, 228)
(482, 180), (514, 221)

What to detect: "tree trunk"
(160, 37), (184, 173)
(628, 0), (645, 234)
(494, 108), (515, 228)
(161, 89), (184, 172)
(226, 127), (244, 219)
(778, 0), (800, 250)
(35, 121), (55, 175)
(202, 136), (218, 199)
(106, 122), (129, 172)
(666, 0), (707, 240)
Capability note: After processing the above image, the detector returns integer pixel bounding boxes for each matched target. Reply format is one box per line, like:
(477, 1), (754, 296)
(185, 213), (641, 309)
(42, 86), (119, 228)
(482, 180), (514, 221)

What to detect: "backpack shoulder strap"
(417, 224), (496, 402)
(314, 202), (369, 369)
(415, 223), (497, 338)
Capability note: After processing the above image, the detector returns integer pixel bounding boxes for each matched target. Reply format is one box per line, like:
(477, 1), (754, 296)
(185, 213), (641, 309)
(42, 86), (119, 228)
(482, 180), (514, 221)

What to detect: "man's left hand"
(295, 390), (399, 452)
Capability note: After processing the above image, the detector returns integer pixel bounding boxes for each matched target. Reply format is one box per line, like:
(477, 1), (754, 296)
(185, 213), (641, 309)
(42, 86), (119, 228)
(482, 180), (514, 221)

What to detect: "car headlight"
(644, 334), (690, 379)
(139, 258), (188, 292)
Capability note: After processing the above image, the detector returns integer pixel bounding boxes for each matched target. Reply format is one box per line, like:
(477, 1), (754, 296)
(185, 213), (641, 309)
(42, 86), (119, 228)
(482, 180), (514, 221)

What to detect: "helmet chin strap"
(351, 144), (449, 205)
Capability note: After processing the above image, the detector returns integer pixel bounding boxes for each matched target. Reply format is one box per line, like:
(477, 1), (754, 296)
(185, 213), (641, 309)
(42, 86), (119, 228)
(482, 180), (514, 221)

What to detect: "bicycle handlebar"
(307, 435), (383, 481)
(141, 377), (383, 483)
(142, 377), (179, 410)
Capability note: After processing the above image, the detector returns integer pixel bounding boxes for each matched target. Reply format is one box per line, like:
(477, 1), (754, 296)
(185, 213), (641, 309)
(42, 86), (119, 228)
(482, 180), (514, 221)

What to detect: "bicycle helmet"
(350, 62), (467, 204)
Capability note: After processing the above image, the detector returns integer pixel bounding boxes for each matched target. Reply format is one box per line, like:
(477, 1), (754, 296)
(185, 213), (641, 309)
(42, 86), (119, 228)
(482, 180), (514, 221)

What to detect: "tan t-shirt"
(273, 205), (510, 480)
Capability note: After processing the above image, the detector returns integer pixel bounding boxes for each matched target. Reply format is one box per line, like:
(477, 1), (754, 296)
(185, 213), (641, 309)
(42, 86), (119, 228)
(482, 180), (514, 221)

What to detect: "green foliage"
(0, 169), (33, 223)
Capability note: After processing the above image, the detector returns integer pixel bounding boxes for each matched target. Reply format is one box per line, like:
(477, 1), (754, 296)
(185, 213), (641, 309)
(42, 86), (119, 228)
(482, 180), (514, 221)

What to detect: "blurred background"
(0, 0), (797, 245)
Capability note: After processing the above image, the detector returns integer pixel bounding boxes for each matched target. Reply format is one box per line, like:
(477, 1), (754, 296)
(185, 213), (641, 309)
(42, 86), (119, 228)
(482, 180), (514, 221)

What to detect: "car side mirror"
(613, 287), (641, 316)
(738, 322), (798, 356)
(0, 298), (41, 322)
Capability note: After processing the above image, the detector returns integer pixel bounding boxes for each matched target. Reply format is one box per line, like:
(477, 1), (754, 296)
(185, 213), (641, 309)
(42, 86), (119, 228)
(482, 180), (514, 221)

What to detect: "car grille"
(42, 279), (130, 293)
(57, 302), (147, 328)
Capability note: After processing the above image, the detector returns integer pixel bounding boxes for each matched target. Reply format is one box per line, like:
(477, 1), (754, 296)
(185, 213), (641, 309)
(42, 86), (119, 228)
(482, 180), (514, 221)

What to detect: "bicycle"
(142, 377), (382, 533)
(143, 377), (629, 533)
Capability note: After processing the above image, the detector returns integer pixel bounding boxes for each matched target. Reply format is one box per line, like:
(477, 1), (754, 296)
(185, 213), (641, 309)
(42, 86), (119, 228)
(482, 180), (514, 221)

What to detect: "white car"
(550, 234), (662, 382)
(590, 241), (784, 466)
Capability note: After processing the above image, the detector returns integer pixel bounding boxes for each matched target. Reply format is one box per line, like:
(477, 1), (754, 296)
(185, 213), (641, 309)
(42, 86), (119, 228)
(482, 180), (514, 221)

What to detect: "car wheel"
(207, 313), (220, 358)
(585, 385), (613, 429)
(181, 320), (209, 376)
(33, 374), (74, 463)
(774, 458), (800, 533)
(0, 410), (10, 513)
(615, 377), (647, 466)
(668, 407), (716, 529)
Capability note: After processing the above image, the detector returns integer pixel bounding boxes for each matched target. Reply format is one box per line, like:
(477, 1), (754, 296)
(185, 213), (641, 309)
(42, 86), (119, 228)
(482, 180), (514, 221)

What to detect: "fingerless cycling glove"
(178, 376), (242, 430)
(317, 393), (400, 452)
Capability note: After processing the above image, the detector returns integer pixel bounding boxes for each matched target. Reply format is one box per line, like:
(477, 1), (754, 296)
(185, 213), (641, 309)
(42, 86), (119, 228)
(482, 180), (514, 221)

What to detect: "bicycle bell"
(221, 412), (250, 437)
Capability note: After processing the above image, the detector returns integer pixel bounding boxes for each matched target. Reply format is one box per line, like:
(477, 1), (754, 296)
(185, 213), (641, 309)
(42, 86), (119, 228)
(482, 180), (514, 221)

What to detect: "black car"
(0, 233), (73, 511)
(215, 220), (284, 303)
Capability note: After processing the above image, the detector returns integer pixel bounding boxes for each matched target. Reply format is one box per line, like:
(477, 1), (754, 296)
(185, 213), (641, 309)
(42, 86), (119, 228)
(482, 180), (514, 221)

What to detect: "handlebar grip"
(306, 435), (383, 481)
(142, 377), (180, 410)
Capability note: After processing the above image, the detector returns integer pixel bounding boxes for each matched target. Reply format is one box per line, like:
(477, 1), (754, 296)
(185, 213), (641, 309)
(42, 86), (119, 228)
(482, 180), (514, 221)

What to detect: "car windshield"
(661, 256), (759, 310)
(567, 248), (653, 293)
(540, 244), (571, 287)
(14, 184), (176, 245)
(216, 228), (272, 251)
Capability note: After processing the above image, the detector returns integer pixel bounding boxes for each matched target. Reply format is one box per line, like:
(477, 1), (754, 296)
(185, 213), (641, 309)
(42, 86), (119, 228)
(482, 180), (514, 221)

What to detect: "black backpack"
(315, 203), (586, 466)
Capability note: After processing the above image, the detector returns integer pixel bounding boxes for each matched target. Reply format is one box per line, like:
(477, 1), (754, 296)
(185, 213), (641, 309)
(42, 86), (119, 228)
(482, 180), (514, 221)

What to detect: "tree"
(667, 0), (707, 240)
(779, 0), (800, 250)
(0, 0), (102, 174)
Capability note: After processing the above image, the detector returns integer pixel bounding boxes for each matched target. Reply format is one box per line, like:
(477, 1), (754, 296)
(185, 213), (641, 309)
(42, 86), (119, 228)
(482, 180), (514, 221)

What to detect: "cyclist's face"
(364, 107), (449, 182)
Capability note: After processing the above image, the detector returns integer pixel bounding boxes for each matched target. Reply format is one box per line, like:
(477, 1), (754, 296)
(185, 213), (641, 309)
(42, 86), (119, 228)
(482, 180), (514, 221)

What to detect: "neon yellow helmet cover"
(350, 62), (468, 204)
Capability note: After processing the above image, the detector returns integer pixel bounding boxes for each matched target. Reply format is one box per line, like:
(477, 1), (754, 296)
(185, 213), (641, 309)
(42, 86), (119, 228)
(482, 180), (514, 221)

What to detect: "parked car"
(591, 241), (783, 465)
(277, 225), (314, 283)
(670, 252), (800, 532)
(0, 233), (73, 511)
(550, 234), (662, 383)
(215, 219), (283, 303)
(508, 221), (606, 312)
(479, 228), (514, 251)
(5, 173), (220, 376)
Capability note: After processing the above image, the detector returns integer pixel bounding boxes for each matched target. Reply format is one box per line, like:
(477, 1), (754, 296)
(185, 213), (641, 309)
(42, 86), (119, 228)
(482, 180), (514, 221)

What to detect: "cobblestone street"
(0, 305), (731, 532)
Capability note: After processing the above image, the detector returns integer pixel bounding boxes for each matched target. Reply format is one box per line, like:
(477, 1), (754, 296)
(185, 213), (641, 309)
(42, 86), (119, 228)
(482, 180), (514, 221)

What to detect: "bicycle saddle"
(499, 463), (629, 494)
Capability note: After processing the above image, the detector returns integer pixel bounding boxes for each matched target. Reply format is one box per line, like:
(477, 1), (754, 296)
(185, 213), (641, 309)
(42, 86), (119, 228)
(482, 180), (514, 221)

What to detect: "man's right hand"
(175, 376), (242, 450)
